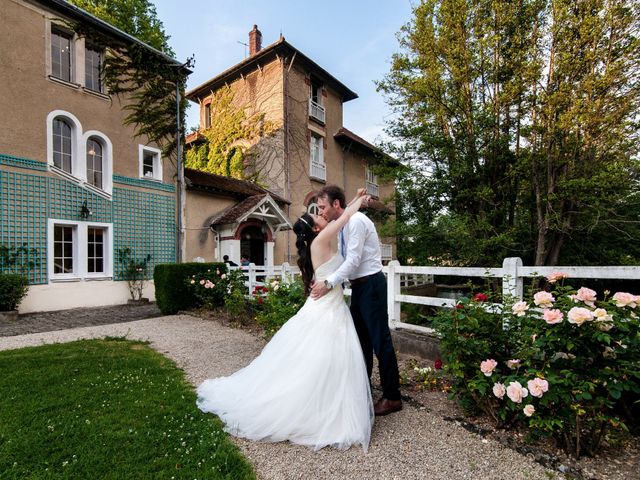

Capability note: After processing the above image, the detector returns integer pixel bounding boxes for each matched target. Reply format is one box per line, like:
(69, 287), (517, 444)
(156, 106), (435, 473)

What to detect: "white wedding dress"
(197, 253), (374, 452)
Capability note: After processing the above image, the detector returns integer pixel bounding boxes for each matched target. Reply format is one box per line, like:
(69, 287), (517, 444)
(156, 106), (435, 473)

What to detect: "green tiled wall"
(0, 155), (176, 284)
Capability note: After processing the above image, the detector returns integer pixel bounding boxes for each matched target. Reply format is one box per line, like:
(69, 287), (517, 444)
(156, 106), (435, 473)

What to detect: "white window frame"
(48, 219), (113, 281)
(139, 145), (163, 181)
(50, 26), (75, 84)
(46, 110), (113, 197)
(309, 134), (326, 181)
(365, 166), (379, 198)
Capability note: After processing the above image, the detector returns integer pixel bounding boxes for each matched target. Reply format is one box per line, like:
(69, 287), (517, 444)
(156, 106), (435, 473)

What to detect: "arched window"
(307, 203), (319, 216)
(53, 118), (73, 173)
(86, 138), (103, 189)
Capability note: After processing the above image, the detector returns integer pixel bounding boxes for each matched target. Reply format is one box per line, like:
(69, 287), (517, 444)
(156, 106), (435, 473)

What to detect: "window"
(309, 80), (326, 123)
(47, 110), (114, 196)
(53, 224), (75, 274)
(307, 202), (319, 215)
(49, 220), (113, 280)
(53, 118), (73, 173)
(139, 145), (162, 181)
(85, 47), (103, 93)
(204, 103), (211, 129)
(51, 29), (73, 82)
(86, 138), (103, 189)
(309, 134), (326, 181)
(87, 227), (105, 273)
(365, 167), (379, 197)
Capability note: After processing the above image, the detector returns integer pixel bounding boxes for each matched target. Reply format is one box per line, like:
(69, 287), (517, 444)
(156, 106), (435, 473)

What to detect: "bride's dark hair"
(293, 213), (317, 296)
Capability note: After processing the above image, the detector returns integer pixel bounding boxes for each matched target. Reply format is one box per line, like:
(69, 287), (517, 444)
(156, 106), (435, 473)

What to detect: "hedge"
(153, 262), (228, 315)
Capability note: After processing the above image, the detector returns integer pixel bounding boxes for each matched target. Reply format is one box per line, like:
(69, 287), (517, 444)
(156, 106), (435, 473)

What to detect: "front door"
(240, 226), (264, 265)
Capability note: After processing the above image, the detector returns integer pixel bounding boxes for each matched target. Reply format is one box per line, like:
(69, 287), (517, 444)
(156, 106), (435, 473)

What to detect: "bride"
(197, 189), (374, 452)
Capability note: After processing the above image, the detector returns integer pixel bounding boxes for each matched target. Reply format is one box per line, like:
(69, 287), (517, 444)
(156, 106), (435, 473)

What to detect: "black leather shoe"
(374, 398), (402, 416)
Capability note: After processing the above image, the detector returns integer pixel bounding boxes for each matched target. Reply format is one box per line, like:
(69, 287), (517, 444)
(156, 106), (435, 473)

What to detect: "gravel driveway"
(0, 315), (562, 480)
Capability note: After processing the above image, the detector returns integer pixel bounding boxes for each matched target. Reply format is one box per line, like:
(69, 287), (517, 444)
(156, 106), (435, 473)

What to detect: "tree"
(379, 0), (640, 266)
(68, 0), (189, 160)
(68, 0), (173, 54)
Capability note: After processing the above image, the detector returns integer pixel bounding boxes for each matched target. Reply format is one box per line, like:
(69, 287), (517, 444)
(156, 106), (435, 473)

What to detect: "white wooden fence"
(234, 258), (640, 336)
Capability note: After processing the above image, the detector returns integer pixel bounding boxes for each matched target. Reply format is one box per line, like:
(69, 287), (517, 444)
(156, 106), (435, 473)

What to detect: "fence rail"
(234, 258), (640, 336)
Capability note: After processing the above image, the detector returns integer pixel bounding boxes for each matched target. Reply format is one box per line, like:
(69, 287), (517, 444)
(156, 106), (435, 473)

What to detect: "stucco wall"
(184, 190), (236, 262)
(0, 0), (176, 183)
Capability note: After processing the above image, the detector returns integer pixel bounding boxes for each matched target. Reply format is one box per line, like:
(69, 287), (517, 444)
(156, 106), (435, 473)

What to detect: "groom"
(310, 185), (402, 416)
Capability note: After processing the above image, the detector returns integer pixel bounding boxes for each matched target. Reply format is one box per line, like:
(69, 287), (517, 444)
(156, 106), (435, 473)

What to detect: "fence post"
(281, 262), (290, 283)
(248, 263), (257, 296)
(502, 257), (523, 301)
(387, 260), (401, 329)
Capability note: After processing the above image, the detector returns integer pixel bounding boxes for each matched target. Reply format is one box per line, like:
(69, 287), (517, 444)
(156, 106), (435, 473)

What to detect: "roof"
(35, 0), (190, 72)
(209, 194), (293, 230)
(186, 37), (357, 103)
(210, 195), (266, 225)
(334, 127), (400, 167)
(184, 168), (290, 204)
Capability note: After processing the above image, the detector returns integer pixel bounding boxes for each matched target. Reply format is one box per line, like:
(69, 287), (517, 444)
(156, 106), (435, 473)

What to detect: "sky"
(153, 0), (415, 144)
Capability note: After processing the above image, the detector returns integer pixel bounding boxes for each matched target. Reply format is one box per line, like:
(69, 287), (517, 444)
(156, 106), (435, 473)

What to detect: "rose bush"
(253, 279), (305, 337)
(187, 267), (232, 309)
(433, 278), (640, 457)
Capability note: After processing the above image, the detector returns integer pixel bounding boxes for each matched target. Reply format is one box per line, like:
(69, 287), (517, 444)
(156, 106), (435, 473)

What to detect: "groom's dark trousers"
(350, 271), (401, 401)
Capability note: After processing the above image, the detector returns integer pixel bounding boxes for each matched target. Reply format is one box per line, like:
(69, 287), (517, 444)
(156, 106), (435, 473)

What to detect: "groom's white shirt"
(325, 211), (382, 287)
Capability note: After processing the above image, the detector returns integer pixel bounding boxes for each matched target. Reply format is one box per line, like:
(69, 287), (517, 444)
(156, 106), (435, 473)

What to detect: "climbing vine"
(185, 86), (279, 180)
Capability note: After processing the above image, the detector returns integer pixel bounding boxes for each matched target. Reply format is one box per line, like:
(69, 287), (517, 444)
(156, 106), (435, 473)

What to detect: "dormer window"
(309, 79), (325, 124)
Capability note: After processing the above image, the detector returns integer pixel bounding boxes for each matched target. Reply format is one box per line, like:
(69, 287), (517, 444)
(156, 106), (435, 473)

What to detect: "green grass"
(0, 338), (255, 479)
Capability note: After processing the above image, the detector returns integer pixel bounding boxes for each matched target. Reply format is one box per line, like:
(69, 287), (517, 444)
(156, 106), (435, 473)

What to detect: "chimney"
(249, 25), (262, 55)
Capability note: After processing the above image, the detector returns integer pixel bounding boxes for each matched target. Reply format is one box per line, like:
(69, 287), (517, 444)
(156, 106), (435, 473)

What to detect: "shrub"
(253, 278), (305, 337)
(433, 276), (640, 458)
(0, 273), (29, 311)
(187, 267), (235, 309)
(223, 269), (249, 317)
(154, 262), (227, 314)
(117, 248), (151, 300)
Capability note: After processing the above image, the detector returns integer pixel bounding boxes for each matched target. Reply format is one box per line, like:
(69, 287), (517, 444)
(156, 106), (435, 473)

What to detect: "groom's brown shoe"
(374, 398), (402, 416)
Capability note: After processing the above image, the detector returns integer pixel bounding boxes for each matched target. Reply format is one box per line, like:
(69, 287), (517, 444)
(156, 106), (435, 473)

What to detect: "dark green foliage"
(379, 0), (640, 267)
(253, 279), (305, 338)
(0, 243), (39, 277)
(0, 273), (29, 311)
(154, 262), (227, 314)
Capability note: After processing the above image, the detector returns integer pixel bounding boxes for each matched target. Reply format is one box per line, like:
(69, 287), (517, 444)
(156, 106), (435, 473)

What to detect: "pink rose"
(512, 301), (529, 317)
(567, 307), (594, 326)
(480, 359), (498, 377)
(506, 381), (529, 403)
(506, 359), (520, 370)
(527, 378), (549, 398)
(570, 287), (597, 307)
(533, 291), (555, 308)
(547, 272), (568, 284)
(612, 292), (637, 309)
(493, 382), (506, 399)
(543, 309), (564, 325)
(523, 404), (535, 417)
(221, 273), (227, 280)
(199, 279), (205, 285)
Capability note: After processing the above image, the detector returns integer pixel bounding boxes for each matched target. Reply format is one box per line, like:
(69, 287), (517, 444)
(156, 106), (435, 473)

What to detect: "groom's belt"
(349, 271), (382, 286)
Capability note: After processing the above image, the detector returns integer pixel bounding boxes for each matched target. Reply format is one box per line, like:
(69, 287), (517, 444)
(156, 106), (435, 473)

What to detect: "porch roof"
(210, 194), (292, 232)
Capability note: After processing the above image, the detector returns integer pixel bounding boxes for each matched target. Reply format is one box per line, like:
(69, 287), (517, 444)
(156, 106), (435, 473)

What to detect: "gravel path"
(0, 315), (562, 480)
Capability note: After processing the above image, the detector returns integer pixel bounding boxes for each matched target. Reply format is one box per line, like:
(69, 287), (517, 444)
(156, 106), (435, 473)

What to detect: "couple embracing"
(197, 185), (402, 452)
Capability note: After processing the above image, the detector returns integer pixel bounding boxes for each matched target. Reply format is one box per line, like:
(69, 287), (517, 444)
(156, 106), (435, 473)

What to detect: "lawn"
(0, 338), (255, 479)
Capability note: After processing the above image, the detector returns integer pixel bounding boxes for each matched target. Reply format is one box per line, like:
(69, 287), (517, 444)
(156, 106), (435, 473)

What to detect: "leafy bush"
(0, 273), (29, 311)
(187, 267), (236, 309)
(223, 269), (250, 317)
(117, 248), (151, 300)
(253, 278), (305, 337)
(154, 262), (227, 314)
(433, 277), (640, 457)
